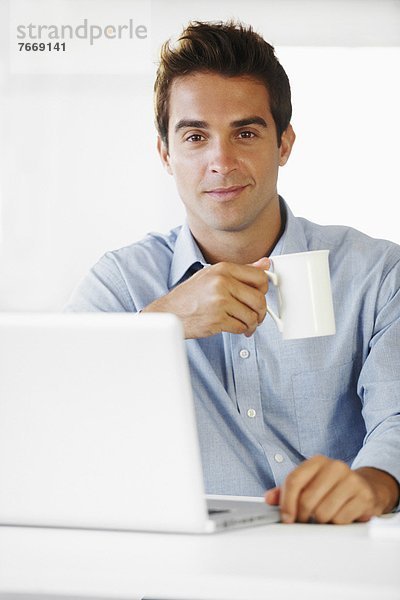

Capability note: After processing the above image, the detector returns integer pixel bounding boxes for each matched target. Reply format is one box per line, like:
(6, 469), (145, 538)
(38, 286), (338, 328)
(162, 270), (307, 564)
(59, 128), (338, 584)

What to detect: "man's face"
(158, 71), (294, 238)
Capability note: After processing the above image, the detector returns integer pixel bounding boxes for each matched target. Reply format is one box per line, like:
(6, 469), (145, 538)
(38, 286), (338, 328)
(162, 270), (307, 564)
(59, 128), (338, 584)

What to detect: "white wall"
(0, 0), (399, 310)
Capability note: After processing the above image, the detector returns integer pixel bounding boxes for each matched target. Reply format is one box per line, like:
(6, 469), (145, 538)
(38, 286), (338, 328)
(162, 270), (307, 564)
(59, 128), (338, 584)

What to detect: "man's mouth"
(204, 185), (249, 201)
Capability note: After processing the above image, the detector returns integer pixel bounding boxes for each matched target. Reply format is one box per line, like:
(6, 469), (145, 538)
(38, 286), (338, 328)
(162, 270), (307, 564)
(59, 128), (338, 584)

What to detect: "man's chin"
(206, 218), (254, 234)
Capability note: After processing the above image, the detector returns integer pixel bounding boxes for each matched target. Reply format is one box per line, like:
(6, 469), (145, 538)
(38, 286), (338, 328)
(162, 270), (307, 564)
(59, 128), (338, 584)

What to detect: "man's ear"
(279, 124), (296, 167)
(157, 136), (173, 175)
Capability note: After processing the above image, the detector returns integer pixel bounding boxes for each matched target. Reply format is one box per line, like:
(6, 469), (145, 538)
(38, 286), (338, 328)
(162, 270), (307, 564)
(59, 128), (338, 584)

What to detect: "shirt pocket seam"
(291, 360), (363, 460)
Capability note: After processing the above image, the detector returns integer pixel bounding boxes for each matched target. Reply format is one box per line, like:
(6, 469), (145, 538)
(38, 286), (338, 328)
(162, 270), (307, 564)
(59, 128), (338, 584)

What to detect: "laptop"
(0, 312), (280, 534)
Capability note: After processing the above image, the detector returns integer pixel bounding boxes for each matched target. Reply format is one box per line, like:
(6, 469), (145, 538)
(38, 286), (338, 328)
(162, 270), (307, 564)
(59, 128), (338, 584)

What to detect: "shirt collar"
(270, 196), (309, 257)
(169, 197), (308, 287)
(169, 221), (208, 288)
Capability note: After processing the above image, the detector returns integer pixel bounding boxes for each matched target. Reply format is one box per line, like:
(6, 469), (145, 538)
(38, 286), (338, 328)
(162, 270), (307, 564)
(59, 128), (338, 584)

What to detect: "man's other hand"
(141, 258), (270, 339)
(265, 455), (399, 524)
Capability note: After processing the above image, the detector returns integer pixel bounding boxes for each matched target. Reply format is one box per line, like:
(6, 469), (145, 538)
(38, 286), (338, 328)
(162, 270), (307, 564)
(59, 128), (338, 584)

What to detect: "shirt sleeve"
(63, 252), (136, 313)
(352, 257), (400, 509)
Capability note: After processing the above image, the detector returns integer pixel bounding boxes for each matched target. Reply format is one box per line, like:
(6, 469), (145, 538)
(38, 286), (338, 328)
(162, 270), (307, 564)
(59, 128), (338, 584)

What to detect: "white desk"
(1, 520), (399, 600)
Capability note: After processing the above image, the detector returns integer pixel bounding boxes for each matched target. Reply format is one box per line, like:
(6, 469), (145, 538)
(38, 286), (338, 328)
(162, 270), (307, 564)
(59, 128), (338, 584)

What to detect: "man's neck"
(190, 199), (285, 265)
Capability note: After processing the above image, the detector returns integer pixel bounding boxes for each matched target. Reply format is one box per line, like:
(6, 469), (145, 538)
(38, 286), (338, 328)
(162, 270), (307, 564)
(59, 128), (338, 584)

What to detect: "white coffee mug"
(265, 250), (336, 340)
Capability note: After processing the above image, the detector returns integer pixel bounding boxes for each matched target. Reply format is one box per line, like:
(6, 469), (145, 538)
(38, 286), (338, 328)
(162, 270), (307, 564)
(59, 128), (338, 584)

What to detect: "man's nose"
(208, 139), (238, 175)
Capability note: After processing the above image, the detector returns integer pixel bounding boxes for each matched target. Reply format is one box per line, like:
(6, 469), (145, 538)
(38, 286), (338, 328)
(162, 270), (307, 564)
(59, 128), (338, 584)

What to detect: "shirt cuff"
(351, 448), (400, 513)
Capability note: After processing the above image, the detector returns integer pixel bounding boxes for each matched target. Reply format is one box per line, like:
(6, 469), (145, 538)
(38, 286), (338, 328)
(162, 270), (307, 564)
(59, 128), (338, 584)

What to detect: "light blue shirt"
(65, 199), (400, 497)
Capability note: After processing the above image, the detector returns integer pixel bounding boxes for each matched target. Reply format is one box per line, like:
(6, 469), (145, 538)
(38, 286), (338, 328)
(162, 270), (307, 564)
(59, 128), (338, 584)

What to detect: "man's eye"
(238, 131), (256, 139)
(186, 134), (205, 142)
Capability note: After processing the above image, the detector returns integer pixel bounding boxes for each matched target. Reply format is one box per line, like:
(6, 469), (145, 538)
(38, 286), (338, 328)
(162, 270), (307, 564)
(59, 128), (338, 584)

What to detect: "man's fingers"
(250, 257), (270, 270)
(147, 259), (272, 339)
(230, 282), (267, 325)
(296, 459), (351, 523)
(280, 457), (381, 524)
(265, 487), (280, 506)
(279, 455), (330, 523)
(212, 261), (269, 293)
(330, 496), (373, 525)
(225, 297), (262, 333)
(222, 314), (250, 336)
(312, 477), (357, 524)
(312, 473), (375, 524)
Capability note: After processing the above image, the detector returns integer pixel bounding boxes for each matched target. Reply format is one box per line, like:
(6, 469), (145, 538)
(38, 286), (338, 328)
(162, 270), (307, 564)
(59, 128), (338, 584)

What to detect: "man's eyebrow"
(175, 119), (208, 133)
(174, 116), (267, 134)
(231, 116), (267, 128)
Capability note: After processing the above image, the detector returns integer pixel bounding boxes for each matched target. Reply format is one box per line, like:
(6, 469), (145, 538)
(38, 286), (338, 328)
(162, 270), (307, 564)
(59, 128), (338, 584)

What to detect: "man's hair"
(154, 20), (292, 149)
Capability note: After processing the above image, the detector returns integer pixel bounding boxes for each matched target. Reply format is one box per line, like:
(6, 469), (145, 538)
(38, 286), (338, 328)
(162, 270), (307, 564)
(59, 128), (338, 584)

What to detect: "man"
(65, 21), (400, 524)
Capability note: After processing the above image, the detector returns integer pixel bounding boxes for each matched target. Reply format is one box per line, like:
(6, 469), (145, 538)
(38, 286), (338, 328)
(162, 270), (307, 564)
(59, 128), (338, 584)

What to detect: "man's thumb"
(250, 257), (270, 270)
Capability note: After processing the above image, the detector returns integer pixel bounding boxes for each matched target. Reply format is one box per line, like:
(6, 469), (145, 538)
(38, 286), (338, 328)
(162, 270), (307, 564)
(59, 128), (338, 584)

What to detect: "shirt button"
(274, 453), (284, 463)
(247, 408), (256, 418)
(239, 349), (250, 359)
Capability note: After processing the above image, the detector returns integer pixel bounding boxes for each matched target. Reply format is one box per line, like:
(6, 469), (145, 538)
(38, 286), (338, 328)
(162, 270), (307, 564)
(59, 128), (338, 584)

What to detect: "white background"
(0, 0), (399, 310)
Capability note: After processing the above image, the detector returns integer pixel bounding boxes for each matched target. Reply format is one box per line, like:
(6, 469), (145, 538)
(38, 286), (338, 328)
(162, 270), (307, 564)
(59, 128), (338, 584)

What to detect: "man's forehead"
(169, 71), (269, 98)
(168, 72), (272, 123)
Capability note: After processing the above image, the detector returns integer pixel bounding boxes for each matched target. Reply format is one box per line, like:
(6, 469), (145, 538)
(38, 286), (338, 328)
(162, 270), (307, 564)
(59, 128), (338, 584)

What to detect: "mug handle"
(265, 270), (284, 333)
